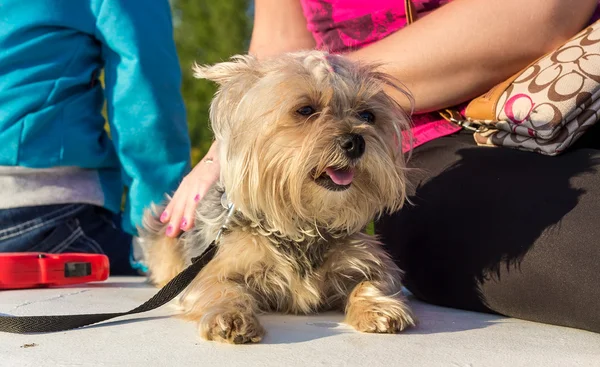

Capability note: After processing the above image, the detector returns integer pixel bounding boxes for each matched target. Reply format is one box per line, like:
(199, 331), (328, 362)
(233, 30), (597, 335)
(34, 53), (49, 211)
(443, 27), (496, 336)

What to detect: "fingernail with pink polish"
(160, 211), (168, 222)
(166, 225), (173, 236)
(194, 194), (200, 202)
(180, 218), (188, 230)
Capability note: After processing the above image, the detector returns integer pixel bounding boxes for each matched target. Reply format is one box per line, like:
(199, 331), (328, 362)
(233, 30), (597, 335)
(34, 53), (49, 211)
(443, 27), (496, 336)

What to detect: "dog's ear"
(194, 55), (262, 148)
(192, 54), (260, 85)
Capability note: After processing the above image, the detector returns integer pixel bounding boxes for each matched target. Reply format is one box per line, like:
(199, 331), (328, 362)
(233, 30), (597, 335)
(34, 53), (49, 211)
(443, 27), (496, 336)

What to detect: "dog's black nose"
(339, 133), (365, 159)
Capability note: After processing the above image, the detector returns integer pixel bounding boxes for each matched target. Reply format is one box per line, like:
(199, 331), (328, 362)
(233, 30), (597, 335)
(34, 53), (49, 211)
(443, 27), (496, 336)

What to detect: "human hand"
(160, 140), (221, 237)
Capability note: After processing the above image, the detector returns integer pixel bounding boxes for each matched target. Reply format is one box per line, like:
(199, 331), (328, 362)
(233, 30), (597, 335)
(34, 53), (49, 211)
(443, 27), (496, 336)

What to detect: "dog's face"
(194, 51), (412, 236)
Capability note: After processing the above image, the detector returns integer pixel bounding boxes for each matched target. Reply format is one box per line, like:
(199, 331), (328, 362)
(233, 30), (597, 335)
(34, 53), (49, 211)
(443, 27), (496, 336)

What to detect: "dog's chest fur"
(272, 235), (331, 277)
(192, 184), (340, 273)
(189, 184), (349, 313)
(234, 232), (344, 313)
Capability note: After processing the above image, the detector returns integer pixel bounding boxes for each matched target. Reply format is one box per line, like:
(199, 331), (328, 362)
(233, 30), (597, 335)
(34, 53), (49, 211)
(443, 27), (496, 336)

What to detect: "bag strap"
(404, 0), (418, 25)
(0, 243), (217, 334)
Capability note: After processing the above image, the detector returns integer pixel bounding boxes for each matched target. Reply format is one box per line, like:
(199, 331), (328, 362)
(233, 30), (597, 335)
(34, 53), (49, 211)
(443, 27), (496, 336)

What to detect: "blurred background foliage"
(172, 0), (253, 164)
(103, 0), (254, 165)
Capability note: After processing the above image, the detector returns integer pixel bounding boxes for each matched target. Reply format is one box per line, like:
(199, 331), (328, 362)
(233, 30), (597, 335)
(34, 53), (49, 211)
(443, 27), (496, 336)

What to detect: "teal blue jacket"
(0, 0), (192, 235)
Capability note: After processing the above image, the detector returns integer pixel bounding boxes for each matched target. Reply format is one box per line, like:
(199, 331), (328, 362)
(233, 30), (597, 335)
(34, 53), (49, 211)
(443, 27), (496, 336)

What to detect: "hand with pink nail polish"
(161, 140), (221, 237)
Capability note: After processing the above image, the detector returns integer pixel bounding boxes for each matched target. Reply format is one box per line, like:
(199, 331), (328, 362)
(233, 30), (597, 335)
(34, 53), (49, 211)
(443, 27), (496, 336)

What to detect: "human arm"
(94, 0), (192, 235)
(248, 0), (316, 58)
(345, 0), (599, 113)
(248, 0), (598, 113)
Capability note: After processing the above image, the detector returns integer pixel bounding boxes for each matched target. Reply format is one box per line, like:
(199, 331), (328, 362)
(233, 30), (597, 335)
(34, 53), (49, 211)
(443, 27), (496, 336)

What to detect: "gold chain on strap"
(438, 109), (490, 133)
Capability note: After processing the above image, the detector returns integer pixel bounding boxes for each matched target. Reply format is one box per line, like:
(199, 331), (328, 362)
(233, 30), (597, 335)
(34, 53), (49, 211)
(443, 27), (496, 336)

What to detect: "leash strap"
(0, 243), (216, 334)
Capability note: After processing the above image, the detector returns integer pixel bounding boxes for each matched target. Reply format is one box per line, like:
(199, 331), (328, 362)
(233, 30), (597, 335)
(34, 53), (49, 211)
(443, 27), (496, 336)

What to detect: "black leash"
(0, 243), (216, 334)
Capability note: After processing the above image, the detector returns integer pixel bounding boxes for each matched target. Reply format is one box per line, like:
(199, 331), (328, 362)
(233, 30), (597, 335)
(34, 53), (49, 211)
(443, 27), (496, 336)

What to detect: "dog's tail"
(138, 203), (187, 288)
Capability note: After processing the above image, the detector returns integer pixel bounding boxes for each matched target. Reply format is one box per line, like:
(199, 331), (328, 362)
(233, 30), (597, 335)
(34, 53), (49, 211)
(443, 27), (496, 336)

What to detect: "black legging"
(377, 123), (600, 334)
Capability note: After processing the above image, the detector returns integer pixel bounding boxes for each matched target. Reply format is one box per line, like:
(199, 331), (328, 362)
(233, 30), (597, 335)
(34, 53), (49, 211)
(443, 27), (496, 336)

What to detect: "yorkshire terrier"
(139, 50), (416, 344)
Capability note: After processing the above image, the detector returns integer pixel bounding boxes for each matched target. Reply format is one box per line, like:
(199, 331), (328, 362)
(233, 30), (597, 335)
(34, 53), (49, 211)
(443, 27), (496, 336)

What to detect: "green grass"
(366, 221), (375, 236)
(172, 0), (252, 164)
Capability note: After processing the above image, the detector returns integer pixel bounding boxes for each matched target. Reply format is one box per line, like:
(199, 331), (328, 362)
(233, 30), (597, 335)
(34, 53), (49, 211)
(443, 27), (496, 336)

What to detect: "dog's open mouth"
(314, 167), (355, 191)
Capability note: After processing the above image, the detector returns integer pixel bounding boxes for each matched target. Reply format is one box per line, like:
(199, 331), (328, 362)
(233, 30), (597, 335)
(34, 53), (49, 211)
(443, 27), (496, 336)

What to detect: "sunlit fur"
(139, 50), (416, 344)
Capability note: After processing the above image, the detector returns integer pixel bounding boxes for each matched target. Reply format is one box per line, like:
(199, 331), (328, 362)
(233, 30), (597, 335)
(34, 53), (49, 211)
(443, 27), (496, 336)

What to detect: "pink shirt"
(299, 0), (600, 151)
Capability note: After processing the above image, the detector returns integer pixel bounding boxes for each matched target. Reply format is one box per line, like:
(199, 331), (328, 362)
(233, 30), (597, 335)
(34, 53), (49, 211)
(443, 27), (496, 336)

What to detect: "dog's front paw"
(346, 299), (415, 333)
(345, 281), (416, 333)
(200, 310), (265, 344)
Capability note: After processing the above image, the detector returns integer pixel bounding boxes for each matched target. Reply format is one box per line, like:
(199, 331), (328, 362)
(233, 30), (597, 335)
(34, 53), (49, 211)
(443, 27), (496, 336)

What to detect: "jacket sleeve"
(94, 0), (191, 235)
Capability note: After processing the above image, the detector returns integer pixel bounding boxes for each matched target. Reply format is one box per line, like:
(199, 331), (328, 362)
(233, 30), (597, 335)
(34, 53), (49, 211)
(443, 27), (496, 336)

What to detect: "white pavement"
(1, 277), (599, 367)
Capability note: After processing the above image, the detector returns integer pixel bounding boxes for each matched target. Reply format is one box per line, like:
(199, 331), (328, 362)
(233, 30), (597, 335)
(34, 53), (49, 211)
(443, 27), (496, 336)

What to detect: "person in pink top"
(164, 0), (600, 333)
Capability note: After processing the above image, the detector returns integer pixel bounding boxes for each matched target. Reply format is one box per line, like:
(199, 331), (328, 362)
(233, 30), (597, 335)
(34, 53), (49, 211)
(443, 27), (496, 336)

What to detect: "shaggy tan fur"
(139, 50), (416, 344)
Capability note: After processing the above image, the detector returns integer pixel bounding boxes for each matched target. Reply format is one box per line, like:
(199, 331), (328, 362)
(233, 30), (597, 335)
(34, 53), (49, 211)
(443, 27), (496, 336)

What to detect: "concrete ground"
(1, 277), (599, 367)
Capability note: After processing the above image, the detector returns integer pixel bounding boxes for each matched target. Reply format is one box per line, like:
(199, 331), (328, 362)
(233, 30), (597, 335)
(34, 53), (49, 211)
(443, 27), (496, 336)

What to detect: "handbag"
(405, 0), (600, 156)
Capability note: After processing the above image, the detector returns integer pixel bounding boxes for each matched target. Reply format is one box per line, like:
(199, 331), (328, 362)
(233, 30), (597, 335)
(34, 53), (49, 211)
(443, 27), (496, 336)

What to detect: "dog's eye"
(297, 106), (315, 116)
(358, 110), (375, 123)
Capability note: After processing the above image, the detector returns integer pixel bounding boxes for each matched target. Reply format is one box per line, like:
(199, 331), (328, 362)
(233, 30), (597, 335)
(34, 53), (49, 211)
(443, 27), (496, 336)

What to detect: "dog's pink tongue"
(325, 167), (355, 185)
